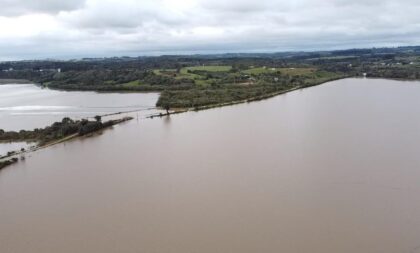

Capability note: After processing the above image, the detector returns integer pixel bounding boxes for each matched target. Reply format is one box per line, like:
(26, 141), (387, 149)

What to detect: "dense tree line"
(0, 117), (129, 145)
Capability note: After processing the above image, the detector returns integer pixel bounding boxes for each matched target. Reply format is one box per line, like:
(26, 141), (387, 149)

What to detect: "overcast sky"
(1, 0), (420, 60)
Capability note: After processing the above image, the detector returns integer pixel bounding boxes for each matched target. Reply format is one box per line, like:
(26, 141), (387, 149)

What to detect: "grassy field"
(120, 80), (143, 87)
(184, 65), (232, 72)
(279, 67), (317, 75)
(153, 69), (177, 75)
(243, 67), (316, 75)
(178, 68), (202, 79)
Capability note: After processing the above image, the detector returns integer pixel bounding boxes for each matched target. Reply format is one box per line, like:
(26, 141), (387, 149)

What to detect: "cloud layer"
(1, 0), (420, 60)
(0, 0), (85, 16)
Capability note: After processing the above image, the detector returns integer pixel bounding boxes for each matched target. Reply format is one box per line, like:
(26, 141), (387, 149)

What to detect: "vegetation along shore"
(0, 116), (132, 170)
(1, 46), (419, 111)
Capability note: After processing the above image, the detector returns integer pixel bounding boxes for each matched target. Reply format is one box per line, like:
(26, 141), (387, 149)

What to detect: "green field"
(243, 67), (316, 75)
(120, 80), (143, 87)
(184, 65), (232, 72)
(153, 69), (177, 75)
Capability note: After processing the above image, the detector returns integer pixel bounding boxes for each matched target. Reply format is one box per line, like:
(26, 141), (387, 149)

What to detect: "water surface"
(0, 83), (159, 131)
(0, 83), (159, 154)
(1, 78), (420, 253)
(0, 142), (34, 156)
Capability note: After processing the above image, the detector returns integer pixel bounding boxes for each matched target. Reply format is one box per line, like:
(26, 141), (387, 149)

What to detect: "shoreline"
(151, 75), (420, 117)
(148, 75), (350, 118)
(0, 117), (133, 171)
(0, 79), (33, 84)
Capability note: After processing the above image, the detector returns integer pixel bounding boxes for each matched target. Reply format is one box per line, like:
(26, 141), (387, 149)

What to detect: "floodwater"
(0, 83), (159, 155)
(1, 78), (420, 253)
(0, 83), (159, 131)
(0, 142), (34, 157)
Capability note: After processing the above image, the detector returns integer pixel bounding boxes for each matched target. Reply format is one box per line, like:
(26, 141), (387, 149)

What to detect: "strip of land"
(0, 79), (32, 84)
(0, 116), (132, 170)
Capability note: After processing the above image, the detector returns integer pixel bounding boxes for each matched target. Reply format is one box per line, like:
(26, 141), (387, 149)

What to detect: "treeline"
(0, 69), (195, 89)
(361, 66), (420, 80)
(1, 46), (419, 72)
(0, 56), (186, 72)
(0, 116), (131, 146)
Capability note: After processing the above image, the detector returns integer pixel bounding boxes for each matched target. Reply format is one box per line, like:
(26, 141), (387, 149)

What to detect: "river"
(0, 83), (159, 155)
(0, 83), (159, 131)
(1, 78), (420, 253)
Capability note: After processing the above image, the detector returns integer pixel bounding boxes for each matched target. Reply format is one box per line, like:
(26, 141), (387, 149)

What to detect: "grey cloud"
(198, 0), (271, 13)
(1, 0), (420, 60)
(59, 1), (189, 31)
(0, 0), (86, 16)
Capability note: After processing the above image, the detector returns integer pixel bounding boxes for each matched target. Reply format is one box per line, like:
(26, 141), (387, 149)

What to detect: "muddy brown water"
(1, 78), (420, 253)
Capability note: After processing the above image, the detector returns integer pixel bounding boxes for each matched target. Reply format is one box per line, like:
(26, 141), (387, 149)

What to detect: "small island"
(0, 116), (132, 170)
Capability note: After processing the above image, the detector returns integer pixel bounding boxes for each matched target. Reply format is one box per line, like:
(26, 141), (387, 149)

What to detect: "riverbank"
(149, 75), (349, 118)
(0, 158), (18, 170)
(0, 79), (32, 84)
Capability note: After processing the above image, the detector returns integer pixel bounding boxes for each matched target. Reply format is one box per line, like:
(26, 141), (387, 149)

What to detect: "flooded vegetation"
(2, 78), (420, 252)
(0, 158), (18, 170)
(0, 116), (133, 170)
(0, 116), (132, 146)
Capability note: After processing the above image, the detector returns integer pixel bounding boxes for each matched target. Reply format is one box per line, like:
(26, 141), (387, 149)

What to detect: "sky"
(1, 0), (420, 60)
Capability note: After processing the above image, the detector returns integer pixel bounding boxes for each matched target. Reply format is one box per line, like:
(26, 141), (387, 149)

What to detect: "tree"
(62, 117), (72, 124)
(94, 115), (102, 122)
(161, 103), (170, 114)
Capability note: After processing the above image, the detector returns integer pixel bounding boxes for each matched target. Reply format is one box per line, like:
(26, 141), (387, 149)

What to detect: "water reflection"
(0, 84), (160, 131)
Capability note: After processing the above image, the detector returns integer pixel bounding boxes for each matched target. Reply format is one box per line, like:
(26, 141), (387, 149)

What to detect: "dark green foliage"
(360, 66), (420, 79)
(0, 117), (123, 145)
(156, 72), (343, 108)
